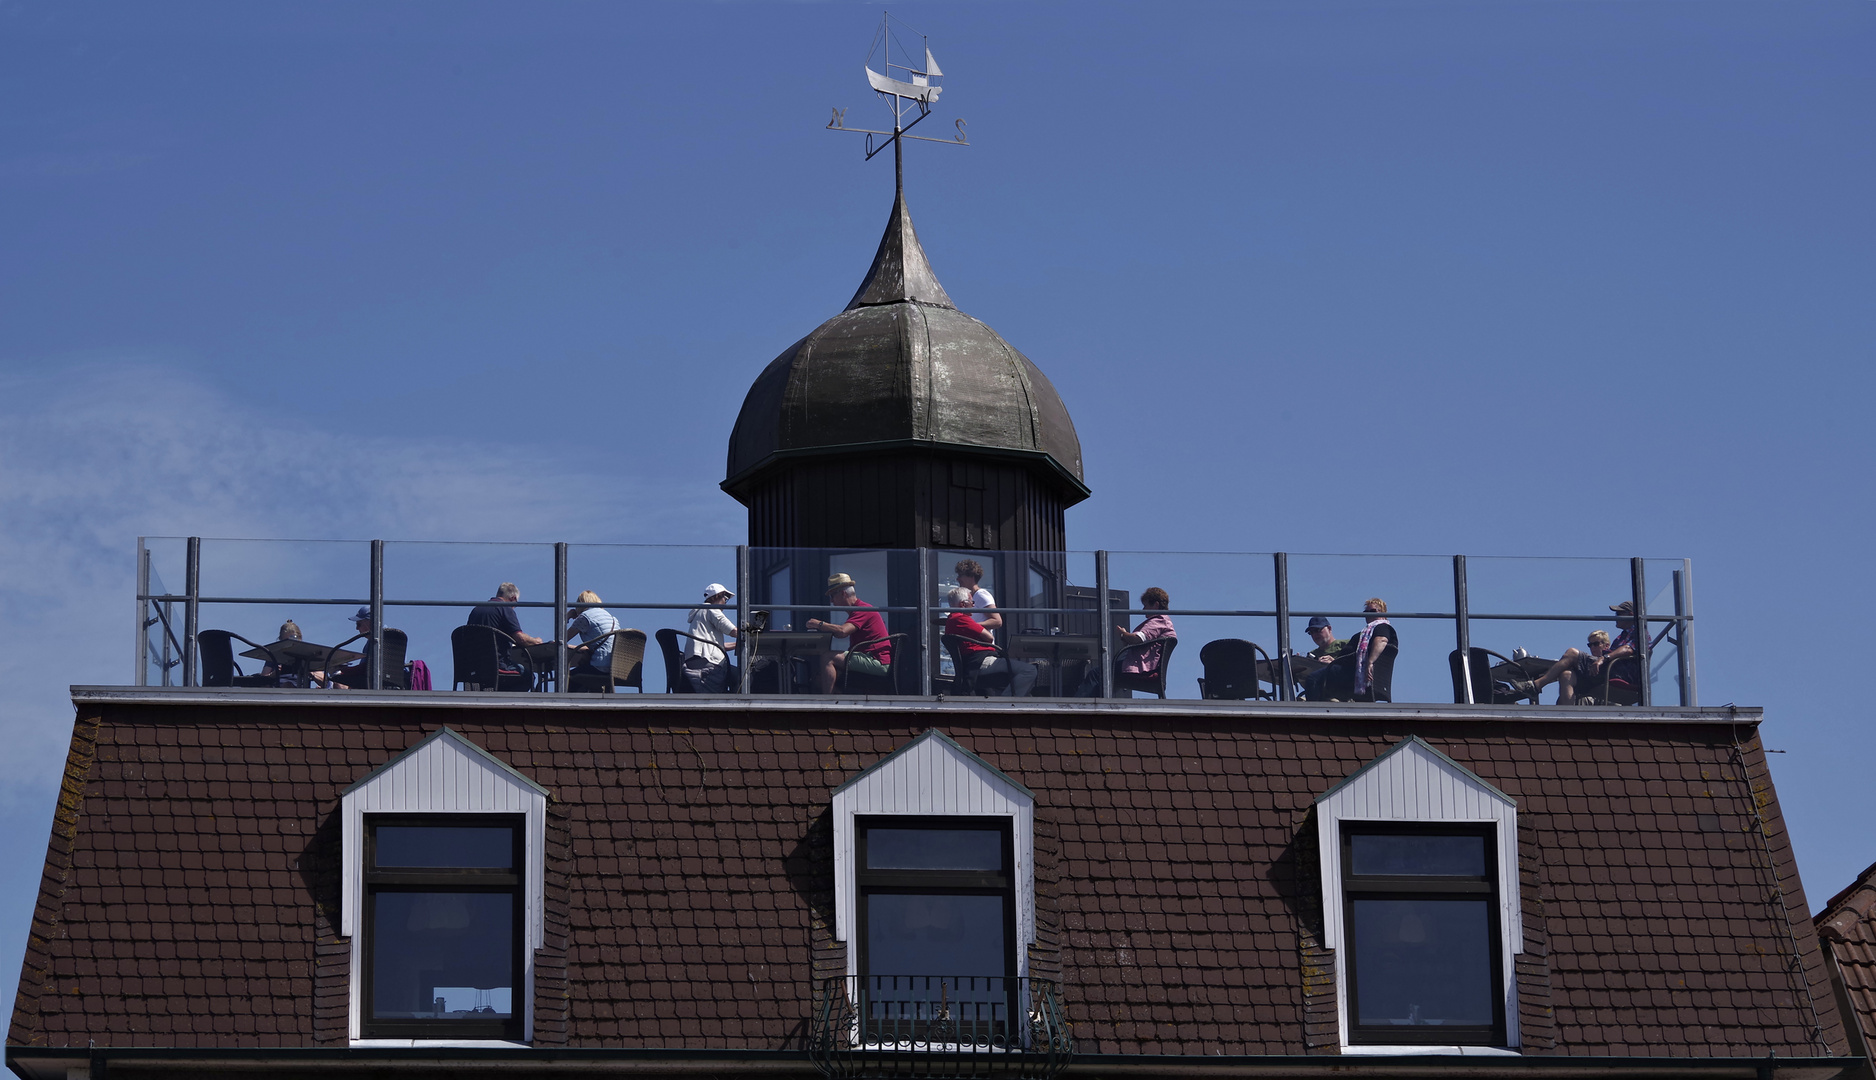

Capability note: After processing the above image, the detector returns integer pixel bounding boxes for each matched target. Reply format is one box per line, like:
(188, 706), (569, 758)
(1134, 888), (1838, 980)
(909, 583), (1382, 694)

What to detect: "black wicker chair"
(839, 634), (909, 694)
(326, 629), (409, 690)
(1113, 636), (1179, 699)
(942, 634), (1012, 697)
(196, 629), (280, 688)
(451, 624), (530, 691)
(1448, 647), (1538, 705)
(1197, 638), (1274, 700)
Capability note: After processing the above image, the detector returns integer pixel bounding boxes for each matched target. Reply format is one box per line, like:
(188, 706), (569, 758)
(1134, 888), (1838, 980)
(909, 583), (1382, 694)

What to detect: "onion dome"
(723, 191), (1086, 504)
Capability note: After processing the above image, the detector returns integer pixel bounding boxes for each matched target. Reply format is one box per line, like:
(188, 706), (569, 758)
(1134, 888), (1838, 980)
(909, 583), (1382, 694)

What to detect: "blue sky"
(2, 0), (1873, 1025)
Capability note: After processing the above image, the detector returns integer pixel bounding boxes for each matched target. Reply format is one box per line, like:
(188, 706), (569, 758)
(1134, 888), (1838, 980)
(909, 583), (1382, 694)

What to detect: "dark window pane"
(865, 829), (1003, 871)
(376, 826), (515, 869)
(1350, 898), (1495, 1028)
(866, 893), (1006, 977)
(1350, 833), (1486, 877)
(371, 892), (514, 1019)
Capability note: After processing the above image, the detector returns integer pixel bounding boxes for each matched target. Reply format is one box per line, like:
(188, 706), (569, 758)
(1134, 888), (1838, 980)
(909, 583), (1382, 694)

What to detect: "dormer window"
(341, 727), (548, 1046)
(362, 816), (524, 1041)
(1315, 736), (1521, 1052)
(1340, 823), (1503, 1045)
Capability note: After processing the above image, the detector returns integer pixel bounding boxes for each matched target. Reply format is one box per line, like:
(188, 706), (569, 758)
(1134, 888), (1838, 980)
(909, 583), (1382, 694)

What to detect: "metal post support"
(554, 543), (570, 695)
(917, 548), (933, 696)
(1274, 553), (1293, 702)
(1631, 557), (1651, 707)
(1676, 562), (1697, 707)
(183, 537), (201, 687)
(136, 540), (150, 686)
(1095, 551), (1113, 699)
(1454, 555), (1474, 705)
(369, 540), (385, 691)
(736, 546), (752, 696)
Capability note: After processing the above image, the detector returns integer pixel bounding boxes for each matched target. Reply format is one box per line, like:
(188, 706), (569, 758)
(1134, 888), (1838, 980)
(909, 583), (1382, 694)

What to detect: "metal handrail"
(135, 540), (1697, 704)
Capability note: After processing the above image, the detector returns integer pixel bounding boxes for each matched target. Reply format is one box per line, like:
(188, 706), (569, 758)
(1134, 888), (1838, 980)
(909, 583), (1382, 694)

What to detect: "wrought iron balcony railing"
(809, 976), (1072, 1080)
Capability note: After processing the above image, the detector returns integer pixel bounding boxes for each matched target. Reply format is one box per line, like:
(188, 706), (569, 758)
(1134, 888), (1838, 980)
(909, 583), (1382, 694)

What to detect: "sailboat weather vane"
(826, 12), (968, 192)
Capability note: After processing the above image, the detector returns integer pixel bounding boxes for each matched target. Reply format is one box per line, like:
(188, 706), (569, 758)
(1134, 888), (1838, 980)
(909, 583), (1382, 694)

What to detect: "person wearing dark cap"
(1298, 616), (1346, 700)
(328, 607), (378, 689)
(1530, 600), (1642, 704)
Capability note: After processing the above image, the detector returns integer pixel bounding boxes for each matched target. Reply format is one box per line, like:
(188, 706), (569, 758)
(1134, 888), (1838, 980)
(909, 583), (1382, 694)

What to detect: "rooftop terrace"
(134, 538), (1697, 708)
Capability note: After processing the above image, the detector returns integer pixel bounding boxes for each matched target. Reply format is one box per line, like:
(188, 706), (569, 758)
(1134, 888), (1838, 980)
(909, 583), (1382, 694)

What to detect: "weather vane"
(826, 11), (969, 192)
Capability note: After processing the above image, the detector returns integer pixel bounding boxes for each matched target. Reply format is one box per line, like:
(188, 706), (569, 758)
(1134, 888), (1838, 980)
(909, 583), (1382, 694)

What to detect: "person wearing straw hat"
(684, 583), (740, 693)
(805, 573), (892, 693)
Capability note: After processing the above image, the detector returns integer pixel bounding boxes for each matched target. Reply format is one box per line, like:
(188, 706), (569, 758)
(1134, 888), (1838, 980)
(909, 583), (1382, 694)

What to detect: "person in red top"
(943, 586), (1037, 696)
(806, 573), (893, 693)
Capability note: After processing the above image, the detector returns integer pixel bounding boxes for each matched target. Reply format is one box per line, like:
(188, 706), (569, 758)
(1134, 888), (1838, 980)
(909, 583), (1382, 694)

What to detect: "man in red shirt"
(943, 586), (1038, 696)
(806, 573), (893, 693)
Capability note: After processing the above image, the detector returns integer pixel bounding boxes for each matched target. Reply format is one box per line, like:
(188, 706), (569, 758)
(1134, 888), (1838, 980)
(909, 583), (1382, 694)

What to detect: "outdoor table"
(239, 638), (363, 687)
(517, 641), (567, 691)
(1488, 655), (1554, 682)
(1258, 652), (1330, 697)
(746, 631), (832, 695)
(1006, 633), (1100, 696)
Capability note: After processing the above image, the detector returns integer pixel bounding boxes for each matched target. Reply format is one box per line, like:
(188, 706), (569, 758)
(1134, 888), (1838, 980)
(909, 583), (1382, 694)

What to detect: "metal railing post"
(736, 545), (752, 695)
(1631, 557), (1651, 707)
(1096, 551), (1113, 699)
(917, 548), (933, 696)
(183, 537), (201, 687)
(1274, 553), (1293, 702)
(1454, 555), (1473, 704)
(369, 540), (385, 690)
(554, 543), (569, 694)
(1676, 561), (1697, 707)
(136, 540), (150, 686)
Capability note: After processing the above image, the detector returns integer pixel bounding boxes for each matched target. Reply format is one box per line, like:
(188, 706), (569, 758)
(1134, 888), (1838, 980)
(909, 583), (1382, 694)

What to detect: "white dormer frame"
(831, 729), (1035, 978)
(340, 727), (549, 1045)
(1315, 735), (1521, 1052)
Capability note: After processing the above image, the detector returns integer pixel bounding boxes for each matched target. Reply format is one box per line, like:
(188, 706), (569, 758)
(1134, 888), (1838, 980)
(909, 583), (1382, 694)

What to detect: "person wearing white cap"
(684, 583), (740, 693)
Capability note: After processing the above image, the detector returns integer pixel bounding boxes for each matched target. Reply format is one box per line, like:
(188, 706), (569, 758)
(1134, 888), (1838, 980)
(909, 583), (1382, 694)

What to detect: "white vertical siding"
(1316, 737), (1521, 1049)
(340, 728), (547, 1043)
(831, 731), (1035, 978)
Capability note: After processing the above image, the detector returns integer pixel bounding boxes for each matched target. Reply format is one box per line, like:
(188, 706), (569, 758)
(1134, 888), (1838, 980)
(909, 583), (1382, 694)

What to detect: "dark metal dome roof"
(723, 191), (1086, 502)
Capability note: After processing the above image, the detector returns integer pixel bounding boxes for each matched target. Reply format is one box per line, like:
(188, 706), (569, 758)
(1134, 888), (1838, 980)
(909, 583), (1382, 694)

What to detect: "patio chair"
(1448, 647), (1538, 705)
(196, 629), (280, 688)
(1197, 638), (1274, 701)
(839, 634), (909, 694)
(451, 624), (531, 691)
(325, 629), (409, 690)
(570, 629), (646, 693)
(942, 634), (1012, 697)
(1113, 636), (1179, 699)
(653, 629), (696, 693)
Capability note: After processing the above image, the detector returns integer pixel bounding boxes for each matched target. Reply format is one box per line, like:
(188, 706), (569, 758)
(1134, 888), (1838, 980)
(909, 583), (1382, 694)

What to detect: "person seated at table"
(1298, 616), (1346, 700)
(805, 574), (892, 693)
(684, 583), (740, 693)
(260, 619), (314, 686)
(1315, 598), (1397, 702)
(329, 608), (378, 689)
(1530, 601), (1643, 704)
(1077, 587), (1176, 696)
(945, 586), (1038, 697)
(566, 589), (620, 688)
(467, 582), (543, 690)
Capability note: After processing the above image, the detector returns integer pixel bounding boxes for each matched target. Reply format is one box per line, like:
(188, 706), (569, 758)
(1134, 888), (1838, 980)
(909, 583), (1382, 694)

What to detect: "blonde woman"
(567, 590), (620, 682)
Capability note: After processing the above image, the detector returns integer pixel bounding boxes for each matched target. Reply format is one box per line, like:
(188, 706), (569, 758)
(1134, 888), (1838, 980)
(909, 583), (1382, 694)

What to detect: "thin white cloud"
(0, 358), (738, 803)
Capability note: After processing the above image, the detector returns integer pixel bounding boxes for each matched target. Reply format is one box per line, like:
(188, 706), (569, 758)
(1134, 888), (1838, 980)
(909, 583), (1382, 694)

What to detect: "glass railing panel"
(1644, 558), (1693, 704)
(140, 551), (181, 686)
(1101, 551), (1276, 702)
(189, 539), (374, 686)
(381, 542), (556, 690)
(566, 544), (741, 692)
(928, 549), (1097, 695)
(1285, 554), (1456, 704)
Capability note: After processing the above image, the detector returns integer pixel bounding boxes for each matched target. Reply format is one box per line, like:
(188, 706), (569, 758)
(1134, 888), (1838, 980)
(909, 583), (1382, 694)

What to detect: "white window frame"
(1314, 735), (1521, 1053)
(831, 729), (1035, 980)
(340, 727), (548, 1047)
